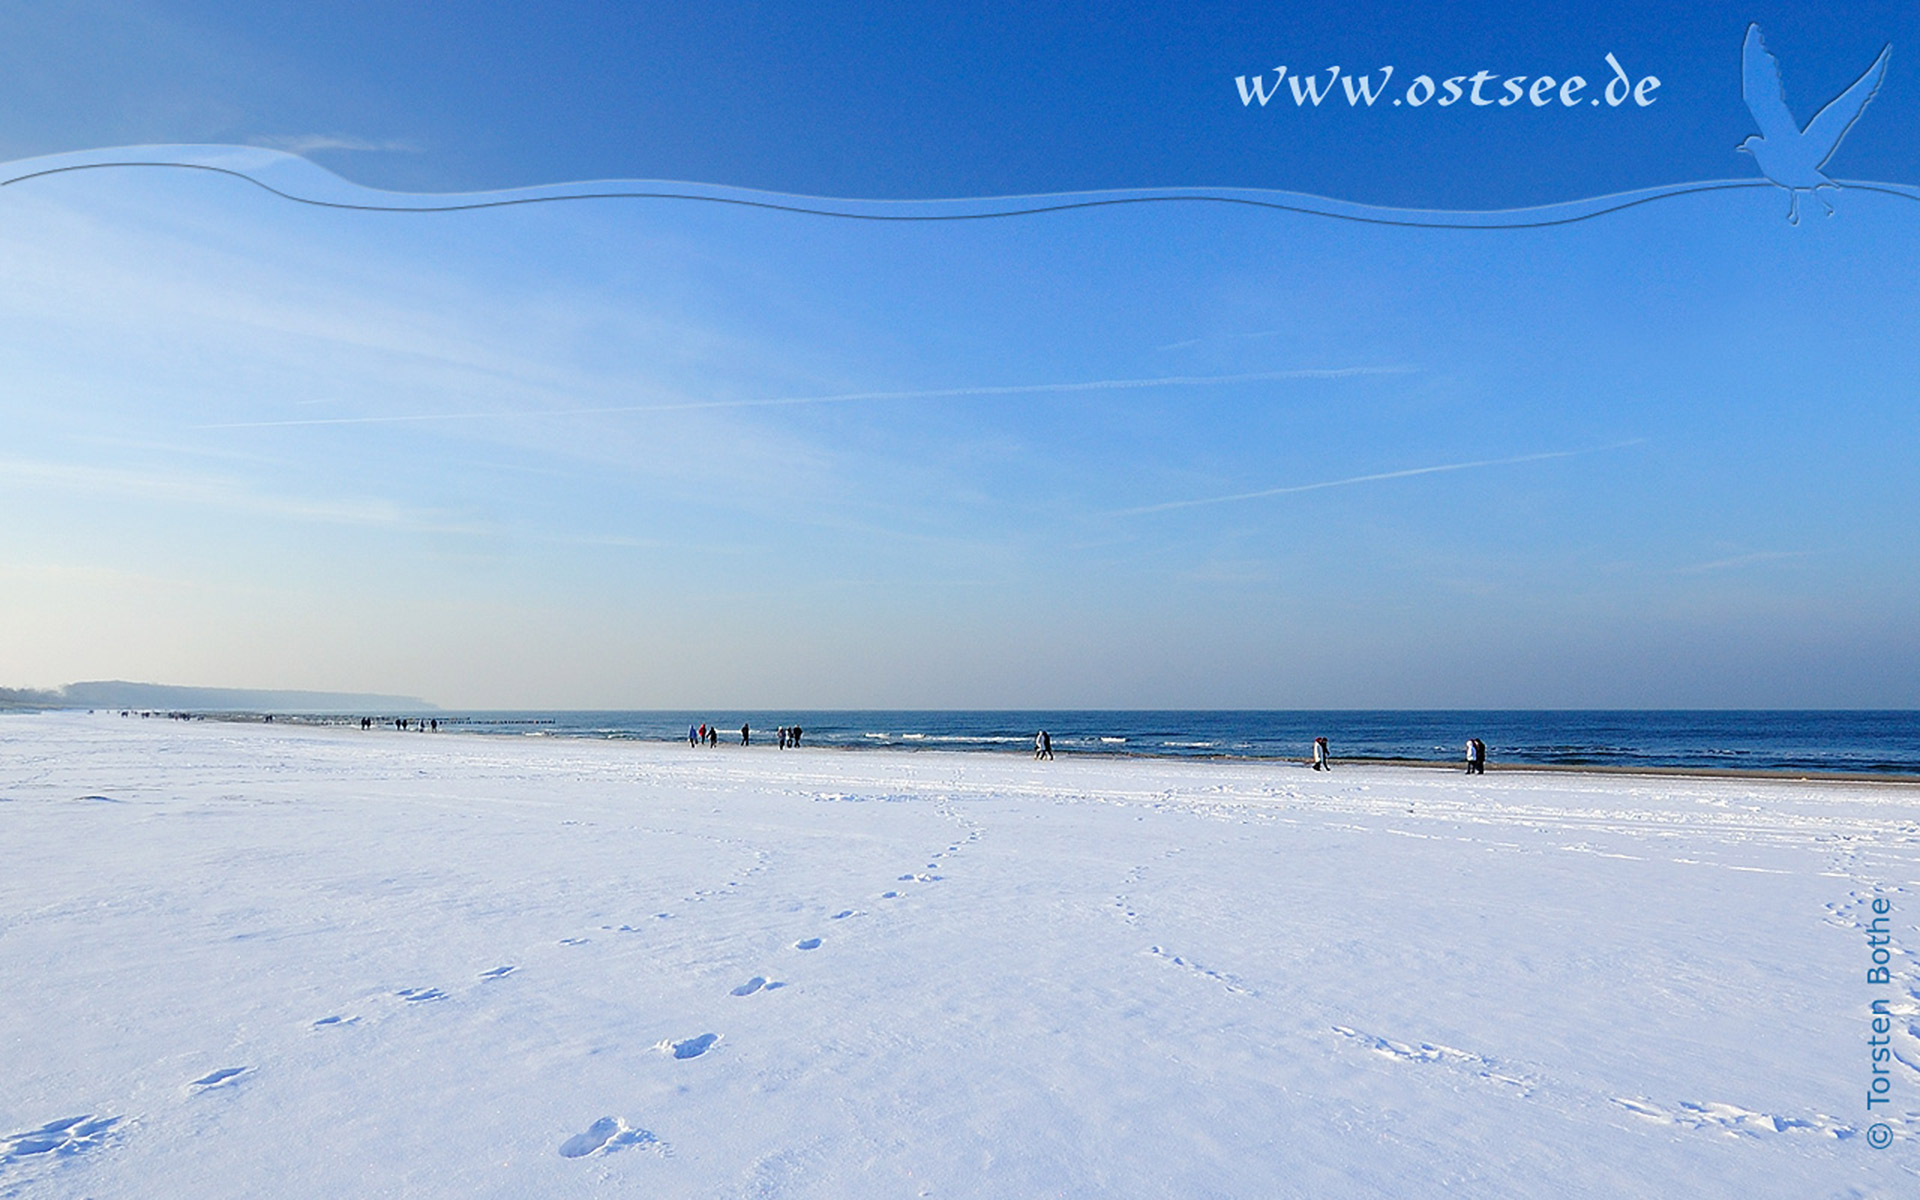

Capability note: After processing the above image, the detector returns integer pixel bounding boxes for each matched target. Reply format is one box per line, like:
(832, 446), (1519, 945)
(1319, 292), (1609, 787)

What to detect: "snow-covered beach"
(4, 711), (1917, 1197)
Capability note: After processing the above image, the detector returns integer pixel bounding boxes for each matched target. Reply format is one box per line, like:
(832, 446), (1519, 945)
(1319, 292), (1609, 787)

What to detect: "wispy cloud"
(1673, 549), (1811, 574)
(1155, 329), (1286, 352)
(247, 134), (420, 155)
(0, 458), (480, 533)
(195, 366), (1411, 431)
(0, 458), (702, 550)
(1109, 440), (1647, 516)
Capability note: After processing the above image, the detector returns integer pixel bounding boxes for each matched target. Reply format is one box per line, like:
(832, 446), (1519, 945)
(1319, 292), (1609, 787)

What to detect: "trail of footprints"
(564, 799), (981, 1161)
(8, 804), (982, 1179)
(1609, 1095), (1860, 1139)
(1823, 886), (1920, 1082)
(1331, 1020), (1887, 1141)
(1331, 1024), (1531, 1094)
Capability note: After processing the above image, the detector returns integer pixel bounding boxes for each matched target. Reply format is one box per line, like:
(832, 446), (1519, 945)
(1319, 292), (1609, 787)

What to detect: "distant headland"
(0, 680), (437, 713)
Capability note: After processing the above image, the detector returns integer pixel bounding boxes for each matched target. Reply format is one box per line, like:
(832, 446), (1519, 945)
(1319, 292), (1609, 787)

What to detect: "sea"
(355, 710), (1920, 777)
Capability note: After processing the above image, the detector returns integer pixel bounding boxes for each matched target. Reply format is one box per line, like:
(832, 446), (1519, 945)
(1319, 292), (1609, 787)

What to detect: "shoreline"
(25, 709), (1920, 787)
(1321, 755), (1920, 786)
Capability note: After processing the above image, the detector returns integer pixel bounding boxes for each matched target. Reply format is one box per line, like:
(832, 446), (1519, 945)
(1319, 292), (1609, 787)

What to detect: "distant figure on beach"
(1042, 730), (1053, 760)
(791, 725), (802, 747)
(689, 723), (698, 747)
(430, 718), (437, 732)
(1466, 738), (1487, 774)
(1312, 737), (1330, 770)
(741, 723), (750, 747)
(778, 726), (787, 749)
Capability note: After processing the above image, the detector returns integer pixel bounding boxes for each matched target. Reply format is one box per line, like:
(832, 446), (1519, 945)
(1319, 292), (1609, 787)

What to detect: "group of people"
(1305, 735), (1491, 773)
(684, 722), (805, 748)
(360, 716), (436, 731)
(1033, 730), (1054, 760)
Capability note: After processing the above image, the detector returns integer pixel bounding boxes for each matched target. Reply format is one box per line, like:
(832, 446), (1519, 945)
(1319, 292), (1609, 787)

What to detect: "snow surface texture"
(3, 711), (1919, 1197)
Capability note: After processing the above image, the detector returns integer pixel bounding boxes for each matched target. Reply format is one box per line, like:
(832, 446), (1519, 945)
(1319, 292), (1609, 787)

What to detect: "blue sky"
(1, 4), (1917, 707)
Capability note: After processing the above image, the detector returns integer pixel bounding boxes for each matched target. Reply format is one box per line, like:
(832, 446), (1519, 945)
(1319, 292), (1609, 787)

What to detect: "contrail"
(1109, 440), (1647, 516)
(195, 366), (1409, 430)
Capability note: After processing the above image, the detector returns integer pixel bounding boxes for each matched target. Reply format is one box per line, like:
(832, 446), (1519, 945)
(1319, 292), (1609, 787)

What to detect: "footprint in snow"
(795, 937), (821, 950)
(479, 965), (516, 979)
(666, 1033), (719, 1059)
(732, 976), (766, 996)
(3, 1115), (121, 1163)
(187, 1066), (250, 1092)
(558, 1115), (664, 1159)
(831, 910), (855, 919)
(396, 987), (447, 1003)
(312, 1014), (359, 1028)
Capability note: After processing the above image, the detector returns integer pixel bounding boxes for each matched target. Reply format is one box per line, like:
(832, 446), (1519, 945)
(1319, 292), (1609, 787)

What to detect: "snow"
(3, 711), (1918, 1197)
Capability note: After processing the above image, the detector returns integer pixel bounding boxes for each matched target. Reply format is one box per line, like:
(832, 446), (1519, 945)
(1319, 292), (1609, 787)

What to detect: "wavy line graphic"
(6, 145), (1919, 229)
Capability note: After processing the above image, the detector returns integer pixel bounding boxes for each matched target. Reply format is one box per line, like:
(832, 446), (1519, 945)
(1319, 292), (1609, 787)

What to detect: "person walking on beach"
(741, 723), (750, 747)
(1467, 738), (1487, 774)
(1312, 736), (1330, 770)
(1035, 730), (1046, 760)
(791, 725), (802, 747)
(1041, 730), (1054, 760)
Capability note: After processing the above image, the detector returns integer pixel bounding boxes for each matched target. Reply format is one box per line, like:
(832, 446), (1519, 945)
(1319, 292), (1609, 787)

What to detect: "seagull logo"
(1738, 23), (1891, 223)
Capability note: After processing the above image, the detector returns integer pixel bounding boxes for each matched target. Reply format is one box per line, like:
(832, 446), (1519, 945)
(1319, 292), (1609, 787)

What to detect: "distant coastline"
(2, 680), (436, 713)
